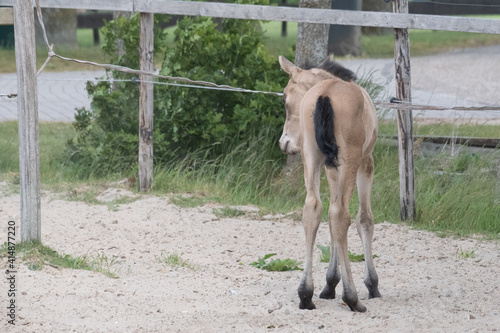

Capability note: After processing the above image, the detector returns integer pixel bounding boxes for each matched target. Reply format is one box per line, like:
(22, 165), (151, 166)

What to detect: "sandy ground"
(1, 185), (500, 333)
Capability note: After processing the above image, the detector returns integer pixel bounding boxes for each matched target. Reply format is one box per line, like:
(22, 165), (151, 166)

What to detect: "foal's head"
(277, 55), (356, 155)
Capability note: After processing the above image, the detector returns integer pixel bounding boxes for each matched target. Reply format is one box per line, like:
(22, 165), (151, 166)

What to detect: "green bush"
(157, 9), (288, 151)
(66, 0), (291, 176)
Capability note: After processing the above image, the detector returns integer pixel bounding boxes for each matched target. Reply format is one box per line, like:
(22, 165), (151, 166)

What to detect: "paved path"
(0, 70), (106, 122)
(0, 45), (499, 123)
(341, 44), (500, 122)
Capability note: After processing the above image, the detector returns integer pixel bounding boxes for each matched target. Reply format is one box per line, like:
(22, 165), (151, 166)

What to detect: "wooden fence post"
(393, 0), (416, 221)
(281, 0), (287, 37)
(138, 12), (154, 191)
(14, 0), (41, 241)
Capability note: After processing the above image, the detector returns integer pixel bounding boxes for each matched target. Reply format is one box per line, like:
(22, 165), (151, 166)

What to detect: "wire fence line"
(0, 93), (17, 98)
(3, 74), (500, 113)
(2, 0), (500, 117)
(44, 52), (286, 96)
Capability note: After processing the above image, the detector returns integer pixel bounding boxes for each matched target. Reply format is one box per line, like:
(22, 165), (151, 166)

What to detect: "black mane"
(320, 59), (357, 82)
(303, 59), (357, 82)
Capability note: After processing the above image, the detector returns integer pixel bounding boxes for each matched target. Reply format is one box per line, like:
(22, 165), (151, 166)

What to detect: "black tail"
(314, 96), (339, 169)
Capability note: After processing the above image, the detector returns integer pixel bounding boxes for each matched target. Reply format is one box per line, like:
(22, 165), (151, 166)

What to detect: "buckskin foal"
(278, 55), (381, 312)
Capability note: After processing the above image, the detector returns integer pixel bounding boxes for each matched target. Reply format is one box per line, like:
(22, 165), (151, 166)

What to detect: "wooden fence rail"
(0, 0), (500, 34)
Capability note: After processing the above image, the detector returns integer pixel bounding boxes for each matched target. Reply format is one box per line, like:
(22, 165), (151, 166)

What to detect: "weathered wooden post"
(14, 0), (41, 241)
(138, 12), (154, 191)
(281, 0), (287, 37)
(393, 0), (416, 221)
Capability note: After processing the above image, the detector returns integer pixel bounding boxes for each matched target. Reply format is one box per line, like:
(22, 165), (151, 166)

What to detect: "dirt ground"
(1, 185), (499, 333)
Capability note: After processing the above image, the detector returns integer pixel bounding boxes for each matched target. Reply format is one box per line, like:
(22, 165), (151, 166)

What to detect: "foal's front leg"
(297, 160), (322, 310)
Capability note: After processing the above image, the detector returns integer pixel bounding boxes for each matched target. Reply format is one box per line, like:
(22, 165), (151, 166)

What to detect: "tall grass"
(153, 125), (500, 237)
(0, 121), (108, 186)
(1, 121), (498, 236)
(414, 150), (500, 235)
(0, 121), (18, 173)
(153, 127), (305, 213)
(0, 41), (108, 73)
(379, 120), (500, 138)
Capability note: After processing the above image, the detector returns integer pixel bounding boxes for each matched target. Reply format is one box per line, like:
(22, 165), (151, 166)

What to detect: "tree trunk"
(286, 0), (332, 171)
(362, 0), (392, 35)
(113, 11), (132, 59)
(35, 9), (77, 48)
(295, 0), (332, 68)
(112, 11), (133, 91)
(328, 0), (361, 56)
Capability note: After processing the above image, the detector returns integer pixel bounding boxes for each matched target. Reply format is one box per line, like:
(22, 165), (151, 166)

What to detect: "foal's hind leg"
(319, 227), (340, 300)
(297, 156), (323, 310)
(326, 163), (367, 312)
(356, 154), (381, 299)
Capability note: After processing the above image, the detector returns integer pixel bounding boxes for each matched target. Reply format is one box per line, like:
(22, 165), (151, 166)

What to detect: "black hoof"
(369, 288), (382, 299)
(298, 287), (316, 310)
(343, 296), (367, 313)
(365, 278), (382, 299)
(319, 285), (336, 299)
(299, 299), (316, 310)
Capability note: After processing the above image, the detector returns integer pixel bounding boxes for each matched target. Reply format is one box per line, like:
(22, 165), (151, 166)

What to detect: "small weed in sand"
(156, 252), (196, 270)
(317, 244), (330, 263)
(212, 207), (245, 218)
(0, 241), (118, 278)
(457, 248), (476, 259)
(250, 253), (303, 271)
(65, 186), (101, 204)
(170, 195), (208, 208)
(317, 244), (378, 263)
(106, 201), (119, 211)
(88, 252), (120, 278)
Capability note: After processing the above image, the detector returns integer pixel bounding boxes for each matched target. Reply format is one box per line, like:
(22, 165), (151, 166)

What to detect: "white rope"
(3, 74), (500, 112)
(0, 93), (17, 98)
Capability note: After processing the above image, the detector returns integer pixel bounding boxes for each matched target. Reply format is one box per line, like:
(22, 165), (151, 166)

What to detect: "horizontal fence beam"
(0, 7), (13, 25)
(0, 0), (499, 34)
(135, 0), (500, 34)
(381, 135), (500, 149)
(0, 0), (134, 11)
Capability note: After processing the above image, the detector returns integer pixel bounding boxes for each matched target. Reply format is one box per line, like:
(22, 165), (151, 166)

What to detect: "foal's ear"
(279, 56), (300, 76)
(320, 53), (335, 66)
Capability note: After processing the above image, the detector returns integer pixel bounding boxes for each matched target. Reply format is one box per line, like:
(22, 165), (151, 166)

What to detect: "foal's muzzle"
(279, 135), (300, 155)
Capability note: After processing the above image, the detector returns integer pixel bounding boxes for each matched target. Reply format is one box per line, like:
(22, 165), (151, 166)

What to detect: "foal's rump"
(303, 79), (368, 168)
